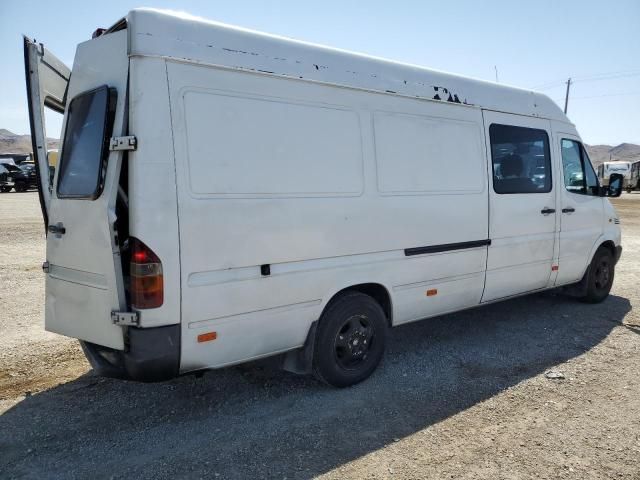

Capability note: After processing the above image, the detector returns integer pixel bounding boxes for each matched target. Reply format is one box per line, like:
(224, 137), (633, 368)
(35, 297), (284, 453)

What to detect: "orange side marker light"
(198, 332), (217, 343)
(426, 289), (438, 297)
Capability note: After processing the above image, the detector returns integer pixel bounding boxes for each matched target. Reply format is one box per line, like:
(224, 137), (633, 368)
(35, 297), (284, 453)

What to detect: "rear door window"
(57, 86), (116, 199)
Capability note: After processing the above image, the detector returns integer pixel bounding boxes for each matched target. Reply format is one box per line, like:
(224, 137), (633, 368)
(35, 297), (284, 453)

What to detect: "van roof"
(124, 8), (569, 123)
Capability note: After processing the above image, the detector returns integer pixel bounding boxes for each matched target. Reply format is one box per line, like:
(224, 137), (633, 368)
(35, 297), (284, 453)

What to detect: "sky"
(1, 0), (639, 146)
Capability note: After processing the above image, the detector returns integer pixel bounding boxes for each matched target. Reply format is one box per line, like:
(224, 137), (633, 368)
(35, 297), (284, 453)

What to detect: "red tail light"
(130, 237), (163, 309)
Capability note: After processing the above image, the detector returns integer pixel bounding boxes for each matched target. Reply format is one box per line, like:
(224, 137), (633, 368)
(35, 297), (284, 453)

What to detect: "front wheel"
(580, 247), (615, 303)
(313, 292), (387, 388)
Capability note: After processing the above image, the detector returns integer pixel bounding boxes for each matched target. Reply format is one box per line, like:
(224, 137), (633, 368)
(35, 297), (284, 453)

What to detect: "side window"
(489, 124), (552, 194)
(560, 139), (599, 196)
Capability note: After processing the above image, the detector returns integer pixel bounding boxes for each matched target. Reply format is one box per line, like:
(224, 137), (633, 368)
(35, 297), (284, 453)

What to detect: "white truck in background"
(597, 161), (632, 188)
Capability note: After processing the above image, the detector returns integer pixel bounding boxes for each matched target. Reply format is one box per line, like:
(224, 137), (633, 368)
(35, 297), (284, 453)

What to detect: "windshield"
(57, 85), (115, 199)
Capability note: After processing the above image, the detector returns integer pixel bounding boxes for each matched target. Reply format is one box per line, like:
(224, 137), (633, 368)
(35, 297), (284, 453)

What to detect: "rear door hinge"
(109, 135), (137, 151)
(111, 311), (140, 327)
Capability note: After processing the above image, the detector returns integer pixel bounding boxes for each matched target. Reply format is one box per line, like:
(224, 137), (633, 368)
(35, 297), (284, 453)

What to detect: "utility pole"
(563, 77), (572, 114)
(494, 65), (499, 83)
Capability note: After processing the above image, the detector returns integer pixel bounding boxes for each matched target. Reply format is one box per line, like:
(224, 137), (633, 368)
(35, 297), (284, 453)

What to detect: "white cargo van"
(24, 9), (624, 386)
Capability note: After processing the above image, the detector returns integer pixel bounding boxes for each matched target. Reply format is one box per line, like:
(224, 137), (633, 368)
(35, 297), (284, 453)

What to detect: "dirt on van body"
(1, 191), (639, 480)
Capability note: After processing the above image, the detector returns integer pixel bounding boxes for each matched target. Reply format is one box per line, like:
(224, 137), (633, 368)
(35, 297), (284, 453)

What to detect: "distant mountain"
(586, 143), (640, 167)
(0, 129), (59, 156)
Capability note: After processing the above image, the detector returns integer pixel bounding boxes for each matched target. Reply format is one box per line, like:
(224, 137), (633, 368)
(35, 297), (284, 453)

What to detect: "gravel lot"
(1, 191), (639, 479)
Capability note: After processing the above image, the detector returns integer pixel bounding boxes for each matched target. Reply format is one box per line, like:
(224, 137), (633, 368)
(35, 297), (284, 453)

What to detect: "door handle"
(47, 223), (66, 235)
(562, 207), (575, 213)
(540, 207), (556, 215)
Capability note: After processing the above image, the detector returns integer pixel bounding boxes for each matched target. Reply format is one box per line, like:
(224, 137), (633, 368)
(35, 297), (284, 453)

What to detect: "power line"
(572, 69), (640, 82)
(530, 79), (566, 90)
(531, 69), (640, 90)
(552, 91), (640, 103)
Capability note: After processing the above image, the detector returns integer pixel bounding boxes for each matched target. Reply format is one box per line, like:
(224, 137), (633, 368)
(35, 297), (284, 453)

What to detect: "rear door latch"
(111, 311), (140, 327)
(109, 136), (137, 151)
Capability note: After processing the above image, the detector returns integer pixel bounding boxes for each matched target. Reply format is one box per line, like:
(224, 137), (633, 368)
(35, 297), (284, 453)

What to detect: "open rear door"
(24, 31), (130, 350)
(23, 37), (70, 228)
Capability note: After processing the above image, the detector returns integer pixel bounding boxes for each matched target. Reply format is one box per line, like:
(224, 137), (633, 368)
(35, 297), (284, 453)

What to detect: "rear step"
(81, 324), (181, 382)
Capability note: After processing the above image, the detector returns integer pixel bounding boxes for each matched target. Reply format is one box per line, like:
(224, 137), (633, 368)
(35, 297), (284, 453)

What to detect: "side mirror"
(606, 173), (624, 198)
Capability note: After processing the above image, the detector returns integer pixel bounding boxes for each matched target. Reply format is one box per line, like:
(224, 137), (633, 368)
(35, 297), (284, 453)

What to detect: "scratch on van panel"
(432, 85), (469, 105)
(222, 47), (247, 54)
(149, 32), (474, 106)
(222, 47), (259, 57)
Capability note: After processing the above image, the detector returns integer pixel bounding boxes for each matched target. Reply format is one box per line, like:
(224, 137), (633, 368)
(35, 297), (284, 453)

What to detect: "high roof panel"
(125, 8), (568, 123)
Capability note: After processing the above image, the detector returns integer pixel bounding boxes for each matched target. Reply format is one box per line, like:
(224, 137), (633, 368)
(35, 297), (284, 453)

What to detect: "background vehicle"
(0, 162), (37, 192)
(597, 161), (632, 188)
(24, 9), (624, 387)
(629, 160), (640, 192)
(0, 164), (8, 192)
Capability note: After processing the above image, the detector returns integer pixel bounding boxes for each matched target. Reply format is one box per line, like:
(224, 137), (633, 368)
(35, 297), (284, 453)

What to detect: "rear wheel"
(580, 247), (615, 303)
(313, 292), (387, 388)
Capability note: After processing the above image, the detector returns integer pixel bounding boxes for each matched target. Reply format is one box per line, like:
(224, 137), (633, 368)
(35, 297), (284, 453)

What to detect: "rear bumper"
(81, 324), (180, 382)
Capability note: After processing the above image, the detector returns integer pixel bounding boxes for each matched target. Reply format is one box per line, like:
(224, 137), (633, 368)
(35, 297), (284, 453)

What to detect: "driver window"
(561, 139), (599, 196)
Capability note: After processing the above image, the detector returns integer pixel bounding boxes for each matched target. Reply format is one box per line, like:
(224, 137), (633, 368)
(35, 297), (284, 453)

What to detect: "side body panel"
(128, 56), (181, 328)
(166, 61), (490, 373)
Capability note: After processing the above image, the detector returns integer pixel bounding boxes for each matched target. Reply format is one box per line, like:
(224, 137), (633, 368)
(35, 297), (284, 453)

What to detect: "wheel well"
(599, 240), (616, 258)
(330, 283), (392, 326)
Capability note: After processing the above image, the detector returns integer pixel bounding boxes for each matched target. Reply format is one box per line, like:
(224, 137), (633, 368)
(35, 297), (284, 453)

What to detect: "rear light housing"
(130, 237), (163, 309)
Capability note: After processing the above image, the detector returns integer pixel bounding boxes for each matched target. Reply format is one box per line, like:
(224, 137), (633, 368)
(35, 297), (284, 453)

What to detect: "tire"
(0, 186), (12, 193)
(580, 247), (615, 303)
(313, 291), (387, 387)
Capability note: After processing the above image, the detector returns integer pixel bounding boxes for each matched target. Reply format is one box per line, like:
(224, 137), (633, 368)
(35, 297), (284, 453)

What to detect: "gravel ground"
(1, 191), (639, 480)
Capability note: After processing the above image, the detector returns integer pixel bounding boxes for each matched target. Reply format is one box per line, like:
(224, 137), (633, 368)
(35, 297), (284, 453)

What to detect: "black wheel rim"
(594, 258), (611, 290)
(333, 314), (374, 370)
